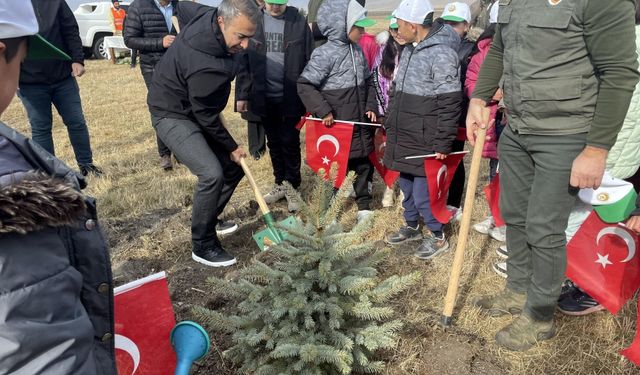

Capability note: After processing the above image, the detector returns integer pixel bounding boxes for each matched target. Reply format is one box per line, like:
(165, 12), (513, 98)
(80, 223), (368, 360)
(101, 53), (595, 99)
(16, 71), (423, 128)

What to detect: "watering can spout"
(171, 321), (211, 375)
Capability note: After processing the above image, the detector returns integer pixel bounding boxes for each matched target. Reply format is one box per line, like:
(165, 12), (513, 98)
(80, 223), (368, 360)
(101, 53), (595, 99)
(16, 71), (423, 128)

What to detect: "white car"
(73, 1), (130, 59)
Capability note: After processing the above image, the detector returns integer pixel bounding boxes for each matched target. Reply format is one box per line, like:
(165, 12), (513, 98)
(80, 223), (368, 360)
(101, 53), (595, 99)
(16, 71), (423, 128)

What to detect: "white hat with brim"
(394, 0), (434, 25)
(0, 0), (71, 60)
(578, 171), (638, 223)
(441, 2), (471, 23)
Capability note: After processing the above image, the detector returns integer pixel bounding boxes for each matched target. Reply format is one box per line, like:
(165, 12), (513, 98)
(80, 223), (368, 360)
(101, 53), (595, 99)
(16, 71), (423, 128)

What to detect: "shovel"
(219, 114), (296, 250)
(441, 123), (489, 327)
(239, 158), (297, 250)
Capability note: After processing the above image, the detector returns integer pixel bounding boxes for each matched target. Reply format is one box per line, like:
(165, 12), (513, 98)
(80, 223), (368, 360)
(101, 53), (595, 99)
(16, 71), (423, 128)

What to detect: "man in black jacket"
(124, 0), (178, 170)
(147, 0), (259, 267)
(236, 0), (312, 212)
(18, 0), (102, 177)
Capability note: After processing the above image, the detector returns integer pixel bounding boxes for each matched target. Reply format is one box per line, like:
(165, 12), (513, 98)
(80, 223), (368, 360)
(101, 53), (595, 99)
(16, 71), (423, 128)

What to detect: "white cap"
(394, 0), (435, 25)
(578, 171), (635, 206)
(441, 2), (471, 24)
(489, 1), (499, 24)
(0, 0), (39, 39)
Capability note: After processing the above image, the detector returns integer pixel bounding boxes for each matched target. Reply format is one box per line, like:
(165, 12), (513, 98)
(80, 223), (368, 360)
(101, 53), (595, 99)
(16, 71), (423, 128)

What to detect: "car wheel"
(92, 36), (109, 60)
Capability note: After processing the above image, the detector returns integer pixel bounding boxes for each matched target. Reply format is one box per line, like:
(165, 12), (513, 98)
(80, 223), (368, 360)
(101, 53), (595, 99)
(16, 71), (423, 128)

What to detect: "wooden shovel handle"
(239, 158), (271, 216)
(217, 114), (271, 216)
(442, 125), (488, 326)
(171, 16), (180, 34)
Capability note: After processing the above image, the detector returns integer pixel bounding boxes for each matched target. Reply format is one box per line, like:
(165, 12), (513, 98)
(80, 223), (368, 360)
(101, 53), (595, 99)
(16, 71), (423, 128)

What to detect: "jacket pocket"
(524, 8), (573, 61)
(520, 76), (585, 129)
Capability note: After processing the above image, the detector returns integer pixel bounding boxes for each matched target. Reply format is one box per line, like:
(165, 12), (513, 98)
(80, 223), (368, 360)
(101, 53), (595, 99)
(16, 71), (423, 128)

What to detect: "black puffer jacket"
(148, 8), (240, 153)
(0, 122), (115, 375)
(384, 22), (463, 176)
(235, 7), (312, 118)
(297, 0), (378, 159)
(123, 0), (179, 73)
(20, 0), (84, 85)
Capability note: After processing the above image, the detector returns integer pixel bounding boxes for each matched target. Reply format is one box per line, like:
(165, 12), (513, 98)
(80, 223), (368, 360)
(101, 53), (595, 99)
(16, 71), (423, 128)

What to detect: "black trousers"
(262, 99), (302, 188)
(142, 70), (171, 157)
(447, 139), (466, 208)
(348, 157), (374, 211)
(154, 116), (244, 250)
(247, 120), (266, 159)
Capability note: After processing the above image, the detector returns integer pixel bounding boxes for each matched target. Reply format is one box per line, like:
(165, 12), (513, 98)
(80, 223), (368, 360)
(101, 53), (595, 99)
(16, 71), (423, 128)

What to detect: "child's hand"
(322, 113), (335, 127)
(366, 111), (377, 123)
(435, 153), (448, 160)
(626, 215), (640, 233)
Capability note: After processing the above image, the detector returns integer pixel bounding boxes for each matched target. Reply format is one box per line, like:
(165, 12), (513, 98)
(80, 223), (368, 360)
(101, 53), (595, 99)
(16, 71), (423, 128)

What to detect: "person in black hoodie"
(18, 0), (102, 177)
(235, 0), (312, 213)
(147, 0), (259, 268)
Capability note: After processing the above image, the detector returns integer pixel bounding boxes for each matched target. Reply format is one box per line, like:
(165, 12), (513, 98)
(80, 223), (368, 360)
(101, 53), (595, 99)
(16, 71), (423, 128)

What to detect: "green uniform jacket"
(473, 0), (639, 150)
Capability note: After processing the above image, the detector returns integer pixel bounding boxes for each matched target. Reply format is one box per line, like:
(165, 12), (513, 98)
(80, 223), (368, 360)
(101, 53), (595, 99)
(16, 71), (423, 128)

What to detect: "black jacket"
(20, 0), (84, 85)
(147, 8), (239, 152)
(123, 0), (180, 73)
(0, 122), (115, 375)
(235, 7), (312, 118)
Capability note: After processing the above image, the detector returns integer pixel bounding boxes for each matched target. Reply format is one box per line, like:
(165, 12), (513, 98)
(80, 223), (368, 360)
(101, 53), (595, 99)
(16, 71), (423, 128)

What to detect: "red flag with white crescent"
(305, 119), (353, 187)
(115, 272), (176, 374)
(423, 153), (466, 224)
(483, 172), (505, 227)
(621, 296), (640, 365)
(369, 128), (400, 188)
(566, 212), (640, 314)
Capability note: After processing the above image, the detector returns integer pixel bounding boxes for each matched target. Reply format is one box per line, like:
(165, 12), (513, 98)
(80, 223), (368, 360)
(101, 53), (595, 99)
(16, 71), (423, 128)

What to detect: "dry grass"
(3, 60), (639, 374)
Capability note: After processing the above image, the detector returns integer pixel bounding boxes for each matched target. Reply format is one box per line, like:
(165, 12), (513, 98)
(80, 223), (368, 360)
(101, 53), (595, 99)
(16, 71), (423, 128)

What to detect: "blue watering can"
(170, 321), (211, 375)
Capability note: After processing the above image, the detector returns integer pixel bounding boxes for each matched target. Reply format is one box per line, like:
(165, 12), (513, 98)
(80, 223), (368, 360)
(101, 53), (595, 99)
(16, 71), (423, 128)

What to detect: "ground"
(3, 57), (639, 374)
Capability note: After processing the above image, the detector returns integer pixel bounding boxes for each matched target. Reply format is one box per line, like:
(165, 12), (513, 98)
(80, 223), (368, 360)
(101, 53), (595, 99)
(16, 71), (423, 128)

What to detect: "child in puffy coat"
(297, 0), (379, 223)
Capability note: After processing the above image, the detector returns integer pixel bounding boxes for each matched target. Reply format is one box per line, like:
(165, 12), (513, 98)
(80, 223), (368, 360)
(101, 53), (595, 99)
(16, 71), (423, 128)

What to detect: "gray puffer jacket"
(384, 21), (463, 176)
(297, 0), (378, 159)
(0, 122), (115, 375)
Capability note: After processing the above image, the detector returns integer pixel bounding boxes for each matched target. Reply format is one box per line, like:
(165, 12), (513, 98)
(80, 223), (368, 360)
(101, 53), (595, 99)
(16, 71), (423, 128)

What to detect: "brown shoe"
(474, 288), (527, 317)
(495, 314), (556, 352)
(160, 154), (173, 170)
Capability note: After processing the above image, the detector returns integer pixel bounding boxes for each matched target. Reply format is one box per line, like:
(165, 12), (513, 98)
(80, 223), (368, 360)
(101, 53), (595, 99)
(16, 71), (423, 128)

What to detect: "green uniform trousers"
(499, 126), (586, 321)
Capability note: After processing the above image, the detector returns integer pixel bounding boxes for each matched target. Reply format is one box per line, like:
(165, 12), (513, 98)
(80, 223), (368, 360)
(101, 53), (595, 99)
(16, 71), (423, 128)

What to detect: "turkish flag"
(483, 173), (505, 227)
(423, 153), (467, 224)
(566, 212), (640, 314)
(622, 296), (640, 365)
(369, 128), (400, 188)
(114, 272), (177, 375)
(304, 118), (353, 187)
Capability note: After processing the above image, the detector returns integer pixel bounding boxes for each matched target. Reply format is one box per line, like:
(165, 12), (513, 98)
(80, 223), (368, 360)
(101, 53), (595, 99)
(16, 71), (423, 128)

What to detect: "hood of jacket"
(416, 21), (460, 52)
(183, 8), (230, 57)
(0, 173), (86, 235)
(317, 0), (349, 43)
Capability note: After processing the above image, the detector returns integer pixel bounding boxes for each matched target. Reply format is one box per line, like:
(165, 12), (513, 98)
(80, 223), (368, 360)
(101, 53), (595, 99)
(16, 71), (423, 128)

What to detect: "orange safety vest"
(111, 7), (126, 32)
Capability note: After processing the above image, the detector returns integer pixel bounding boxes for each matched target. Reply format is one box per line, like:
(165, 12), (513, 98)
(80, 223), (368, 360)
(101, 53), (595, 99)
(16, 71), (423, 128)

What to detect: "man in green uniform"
(466, 0), (639, 351)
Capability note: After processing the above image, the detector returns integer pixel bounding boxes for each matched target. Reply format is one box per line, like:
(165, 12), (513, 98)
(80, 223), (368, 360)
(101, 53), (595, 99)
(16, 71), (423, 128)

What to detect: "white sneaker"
(473, 216), (494, 235)
(356, 210), (374, 224)
(382, 187), (395, 208)
(263, 184), (286, 204)
(489, 225), (506, 242)
(447, 205), (463, 222)
(285, 188), (300, 212)
(496, 244), (508, 259)
(493, 261), (507, 278)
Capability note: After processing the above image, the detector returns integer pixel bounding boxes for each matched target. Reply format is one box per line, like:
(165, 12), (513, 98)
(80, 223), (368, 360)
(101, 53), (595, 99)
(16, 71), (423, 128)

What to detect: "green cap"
(594, 189), (638, 223)
(354, 17), (376, 28)
(28, 34), (71, 61)
(264, 0), (287, 4)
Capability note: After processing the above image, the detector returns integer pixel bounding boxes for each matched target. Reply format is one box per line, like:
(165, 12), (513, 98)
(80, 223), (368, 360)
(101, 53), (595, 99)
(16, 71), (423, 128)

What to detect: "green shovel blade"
(253, 215), (297, 251)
